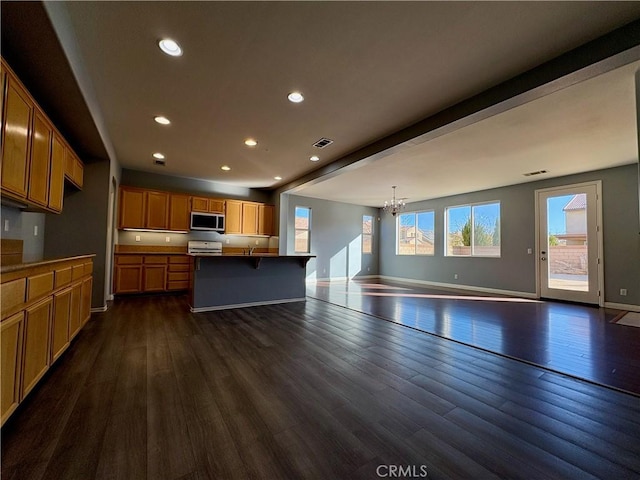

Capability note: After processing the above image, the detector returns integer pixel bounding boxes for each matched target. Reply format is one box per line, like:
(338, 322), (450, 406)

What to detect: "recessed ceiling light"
(221, 165), (231, 171)
(244, 138), (258, 147)
(158, 38), (183, 57)
(274, 176), (282, 180)
(154, 116), (171, 125)
(310, 155), (319, 162)
(287, 91), (304, 103)
(152, 152), (165, 159)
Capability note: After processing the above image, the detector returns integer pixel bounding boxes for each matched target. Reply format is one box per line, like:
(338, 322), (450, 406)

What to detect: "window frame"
(444, 200), (501, 258)
(294, 206), (311, 253)
(396, 210), (435, 256)
(362, 214), (373, 255)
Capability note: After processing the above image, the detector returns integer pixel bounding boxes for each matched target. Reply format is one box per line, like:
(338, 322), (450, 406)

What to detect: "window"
(362, 215), (373, 254)
(294, 206), (311, 253)
(396, 211), (435, 255)
(445, 202), (500, 257)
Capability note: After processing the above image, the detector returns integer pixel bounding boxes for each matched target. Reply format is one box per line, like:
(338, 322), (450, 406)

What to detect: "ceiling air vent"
(523, 169), (547, 177)
(154, 159), (166, 166)
(312, 137), (334, 148)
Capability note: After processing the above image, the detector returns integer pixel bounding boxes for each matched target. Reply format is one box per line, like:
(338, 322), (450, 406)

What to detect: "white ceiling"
(55, 2), (640, 203)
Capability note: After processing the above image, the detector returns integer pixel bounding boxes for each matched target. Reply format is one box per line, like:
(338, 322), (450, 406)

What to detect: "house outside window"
(362, 215), (373, 254)
(294, 206), (311, 253)
(445, 202), (500, 257)
(397, 211), (435, 255)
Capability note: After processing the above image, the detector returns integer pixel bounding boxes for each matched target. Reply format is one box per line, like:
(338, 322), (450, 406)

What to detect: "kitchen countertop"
(187, 253), (314, 258)
(0, 254), (96, 275)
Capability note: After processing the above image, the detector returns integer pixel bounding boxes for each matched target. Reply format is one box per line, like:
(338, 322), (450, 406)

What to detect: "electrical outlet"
(255, 240), (259, 245)
(367, 267), (370, 272)
(454, 273), (458, 279)
(135, 235), (141, 242)
(527, 248), (532, 254)
(3, 220), (9, 231)
(33, 225), (38, 236)
(620, 288), (627, 296)
(225, 239), (230, 244)
(165, 236), (171, 243)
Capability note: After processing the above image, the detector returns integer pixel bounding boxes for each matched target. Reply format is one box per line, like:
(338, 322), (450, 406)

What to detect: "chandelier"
(383, 185), (406, 216)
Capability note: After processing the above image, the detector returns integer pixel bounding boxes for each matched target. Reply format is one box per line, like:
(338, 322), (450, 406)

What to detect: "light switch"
(166, 236), (171, 243)
(33, 225), (38, 236)
(527, 248), (532, 254)
(135, 235), (141, 242)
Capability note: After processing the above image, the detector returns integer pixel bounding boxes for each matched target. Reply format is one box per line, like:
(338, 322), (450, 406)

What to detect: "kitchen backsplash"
(117, 229), (279, 250)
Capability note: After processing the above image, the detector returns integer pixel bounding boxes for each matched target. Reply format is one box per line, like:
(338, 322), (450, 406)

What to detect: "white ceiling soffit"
(55, 1), (640, 193)
(294, 60), (640, 207)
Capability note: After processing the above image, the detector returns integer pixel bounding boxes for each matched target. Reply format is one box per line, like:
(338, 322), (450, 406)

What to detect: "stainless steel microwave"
(190, 212), (225, 232)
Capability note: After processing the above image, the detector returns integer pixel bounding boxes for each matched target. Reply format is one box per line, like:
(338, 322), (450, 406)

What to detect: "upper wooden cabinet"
(169, 194), (190, 231)
(145, 191), (169, 230)
(119, 187), (146, 229)
(191, 196), (224, 213)
(1, 66), (33, 198)
(0, 58), (83, 213)
(225, 200), (242, 234)
(258, 204), (274, 236)
(242, 202), (259, 235)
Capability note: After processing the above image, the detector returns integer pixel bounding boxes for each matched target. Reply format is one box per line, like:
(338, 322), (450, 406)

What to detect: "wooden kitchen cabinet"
(145, 191), (169, 230)
(191, 196), (225, 214)
(167, 256), (191, 290)
(143, 264), (167, 292)
(69, 281), (83, 340)
(27, 108), (52, 207)
(63, 147), (83, 189)
(169, 194), (190, 231)
(119, 188), (146, 229)
(114, 254), (189, 294)
(48, 132), (65, 212)
(258, 204), (274, 236)
(1, 312), (23, 424)
(1, 66), (33, 198)
(225, 200), (242, 234)
(81, 277), (93, 326)
(51, 287), (71, 362)
(21, 296), (52, 399)
(114, 265), (143, 294)
(242, 202), (259, 235)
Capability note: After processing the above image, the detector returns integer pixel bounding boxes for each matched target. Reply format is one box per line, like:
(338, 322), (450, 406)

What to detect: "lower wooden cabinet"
(0, 255), (94, 426)
(22, 297), (53, 399)
(51, 287), (71, 362)
(1, 312), (24, 424)
(114, 254), (190, 294)
(114, 265), (142, 293)
(143, 265), (167, 292)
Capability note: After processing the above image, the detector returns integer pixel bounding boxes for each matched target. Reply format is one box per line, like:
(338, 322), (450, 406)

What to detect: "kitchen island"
(189, 253), (314, 312)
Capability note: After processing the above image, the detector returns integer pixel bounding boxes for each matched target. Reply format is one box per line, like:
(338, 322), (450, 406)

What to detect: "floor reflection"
(306, 278), (640, 395)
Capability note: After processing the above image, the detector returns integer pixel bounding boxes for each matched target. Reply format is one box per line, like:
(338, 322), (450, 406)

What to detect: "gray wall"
(285, 194), (379, 280)
(0, 206), (46, 262)
(121, 169), (270, 203)
(379, 164), (640, 306)
(44, 160), (111, 308)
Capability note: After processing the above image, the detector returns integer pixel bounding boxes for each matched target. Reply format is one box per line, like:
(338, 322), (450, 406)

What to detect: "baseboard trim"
(604, 302), (640, 312)
(190, 297), (306, 313)
(307, 275), (378, 283)
(378, 275), (539, 299)
(91, 305), (108, 313)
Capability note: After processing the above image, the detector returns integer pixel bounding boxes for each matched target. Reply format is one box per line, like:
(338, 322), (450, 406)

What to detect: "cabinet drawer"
(54, 267), (72, 288)
(168, 272), (189, 282)
(168, 264), (189, 272)
(83, 262), (93, 276)
(1, 279), (26, 319)
(167, 281), (189, 291)
(169, 255), (190, 264)
(72, 264), (84, 281)
(27, 272), (54, 302)
(144, 256), (168, 264)
(116, 255), (143, 265)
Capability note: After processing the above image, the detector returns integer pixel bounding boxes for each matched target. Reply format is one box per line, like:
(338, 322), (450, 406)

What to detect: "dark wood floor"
(2, 294), (640, 480)
(307, 279), (640, 395)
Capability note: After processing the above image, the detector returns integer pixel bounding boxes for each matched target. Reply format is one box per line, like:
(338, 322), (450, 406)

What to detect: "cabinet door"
(191, 196), (209, 212)
(145, 191), (169, 230)
(143, 265), (167, 292)
(258, 204), (274, 236)
(27, 109), (51, 207)
(73, 156), (83, 189)
(1, 72), (33, 197)
(119, 188), (146, 229)
(242, 202), (259, 235)
(51, 287), (71, 362)
(69, 282), (82, 339)
(1, 312), (23, 425)
(22, 296), (52, 399)
(209, 198), (225, 213)
(81, 277), (92, 326)
(48, 132), (65, 212)
(169, 194), (190, 231)
(114, 265), (143, 293)
(225, 200), (242, 234)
